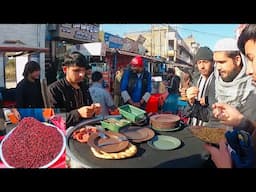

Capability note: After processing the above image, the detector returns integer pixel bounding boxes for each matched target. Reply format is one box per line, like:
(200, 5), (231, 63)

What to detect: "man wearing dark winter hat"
(183, 46), (219, 127)
(181, 46), (221, 168)
(191, 46), (214, 85)
(194, 46), (213, 62)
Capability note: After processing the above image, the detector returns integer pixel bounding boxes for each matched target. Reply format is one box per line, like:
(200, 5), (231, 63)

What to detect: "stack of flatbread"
(88, 131), (137, 160)
(90, 143), (137, 159)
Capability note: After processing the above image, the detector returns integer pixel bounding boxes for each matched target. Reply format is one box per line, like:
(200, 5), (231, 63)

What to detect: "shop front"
(46, 24), (100, 84)
(68, 42), (112, 90)
(0, 41), (49, 107)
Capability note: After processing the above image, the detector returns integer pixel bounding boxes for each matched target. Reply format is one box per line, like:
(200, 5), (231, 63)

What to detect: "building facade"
(0, 24), (46, 88)
(125, 25), (195, 68)
(46, 24), (100, 84)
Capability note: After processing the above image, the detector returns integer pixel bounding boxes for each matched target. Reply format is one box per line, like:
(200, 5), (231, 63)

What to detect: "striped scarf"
(197, 73), (214, 99)
(191, 73), (214, 126)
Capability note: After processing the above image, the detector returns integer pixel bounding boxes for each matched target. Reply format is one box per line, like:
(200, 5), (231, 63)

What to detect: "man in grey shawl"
(183, 47), (219, 127)
(212, 38), (256, 128)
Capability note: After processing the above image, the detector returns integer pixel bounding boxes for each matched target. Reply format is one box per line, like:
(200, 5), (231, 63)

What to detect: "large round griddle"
(66, 115), (125, 168)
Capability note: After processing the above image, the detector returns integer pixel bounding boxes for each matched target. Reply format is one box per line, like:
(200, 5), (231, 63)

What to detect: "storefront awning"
(166, 62), (193, 69)
(69, 42), (106, 56)
(0, 40), (49, 55)
(116, 50), (163, 63)
(0, 45), (49, 53)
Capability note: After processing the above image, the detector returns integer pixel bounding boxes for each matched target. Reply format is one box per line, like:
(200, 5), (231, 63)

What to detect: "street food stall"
(66, 105), (207, 168)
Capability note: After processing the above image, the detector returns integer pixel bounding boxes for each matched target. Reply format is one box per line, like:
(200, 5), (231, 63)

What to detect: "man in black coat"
(48, 52), (101, 128)
(15, 61), (44, 108)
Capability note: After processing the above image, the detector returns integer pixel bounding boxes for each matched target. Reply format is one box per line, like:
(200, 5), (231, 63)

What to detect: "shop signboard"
(56, 24), (100, 43)
(122, 37), (139, 53)
(0, 53), (4, 87)
(69, 42), (106, 56)
(136, 34), (146, 44)
(138, 44), (146, 55)
(103, 32), (123, 49)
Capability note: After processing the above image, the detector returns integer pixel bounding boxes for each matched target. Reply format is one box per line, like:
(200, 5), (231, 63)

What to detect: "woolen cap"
(194, 46), (213, 62)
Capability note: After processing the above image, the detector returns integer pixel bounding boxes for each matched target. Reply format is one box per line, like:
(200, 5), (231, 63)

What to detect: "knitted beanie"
(194, 46), (213, 63)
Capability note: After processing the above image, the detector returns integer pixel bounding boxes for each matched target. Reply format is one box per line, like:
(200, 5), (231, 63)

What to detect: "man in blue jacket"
(120, 56), (152, 109)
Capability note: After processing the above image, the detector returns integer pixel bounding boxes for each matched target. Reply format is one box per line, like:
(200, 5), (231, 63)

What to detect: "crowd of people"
(204, 24), (256, 168)
(1, 24), (256, 168)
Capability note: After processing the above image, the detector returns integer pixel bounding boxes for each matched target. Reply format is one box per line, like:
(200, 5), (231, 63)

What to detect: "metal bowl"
(0, 122), (66, 168)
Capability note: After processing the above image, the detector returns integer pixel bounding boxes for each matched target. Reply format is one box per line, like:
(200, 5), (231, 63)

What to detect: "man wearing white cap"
(204, 25), (256, 168)
(198, 37), (256, 168)
(213, 38), (256, 126)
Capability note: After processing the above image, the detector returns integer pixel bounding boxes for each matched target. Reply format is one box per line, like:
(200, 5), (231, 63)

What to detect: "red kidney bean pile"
(2, 117), (63, 168)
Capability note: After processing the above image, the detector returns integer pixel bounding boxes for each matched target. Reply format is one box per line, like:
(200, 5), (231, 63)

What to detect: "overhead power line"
(171, 25), (234, 38)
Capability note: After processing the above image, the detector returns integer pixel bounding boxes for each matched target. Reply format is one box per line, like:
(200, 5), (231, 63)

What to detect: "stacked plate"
(150, 114), (180, 131)
(119, 126), (155, 143)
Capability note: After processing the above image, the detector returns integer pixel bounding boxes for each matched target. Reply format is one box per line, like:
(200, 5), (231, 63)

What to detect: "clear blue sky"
(101, 24), (239, 50)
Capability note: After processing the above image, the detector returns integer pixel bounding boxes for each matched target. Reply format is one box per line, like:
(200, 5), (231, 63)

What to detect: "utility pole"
(153, 24), (156, 57)
(151, 24), (153, 57)
(159, 25), (161, 58)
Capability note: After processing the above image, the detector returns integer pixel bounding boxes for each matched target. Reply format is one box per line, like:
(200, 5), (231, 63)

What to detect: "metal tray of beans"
(0, 117), (66, 168)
